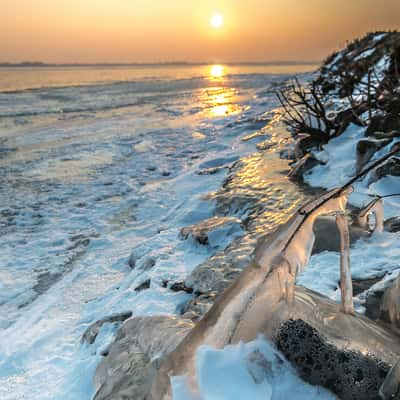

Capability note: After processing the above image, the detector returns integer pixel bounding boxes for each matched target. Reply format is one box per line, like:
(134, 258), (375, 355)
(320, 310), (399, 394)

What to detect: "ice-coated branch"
(293, 133), (311, 160)
(336, 213), (354, 315)
(276, 78), (336, 139)
(285, 145), (400, 256)
(357, 198), (384, 233)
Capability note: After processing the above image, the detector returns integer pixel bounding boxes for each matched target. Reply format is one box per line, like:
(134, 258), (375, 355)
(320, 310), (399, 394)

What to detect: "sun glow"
(210, 65), (224, 78)
(210, 13), (224, 29)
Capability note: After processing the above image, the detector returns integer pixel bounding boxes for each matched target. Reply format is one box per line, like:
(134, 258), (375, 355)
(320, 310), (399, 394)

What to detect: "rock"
(196, 166), (226, 175)
(366, 115), (386, 136)
(182, 235), (255, 302)
(371, 157), (400, 182)
(382, 114), (400, 133)
(351, 275), (387, 321)
(93, 316), (193, 400)
(185, 264), (226, 295)
(352, 276), (384, 296)
(180, 216), (243, 248)
(128, 252), (136, 269)
(128, 254), (156, 270)
(356, 138), (392, 173)
(276, 319), (390, 400)
(134, 279), (151, 292)
(370, 130), (400, 140)
(380, 274), (400, 329)
(365, 288), (386, 321)
(384, 216), (400, 232)
(181, 292), (218, 321)
(141, 256), (156, 270)
(81, 312), (133, 345)
(312, 216), (369, 254)
(386, 96), (400, 114)
(164, 281), (193, 294)
(184, 241), (252, 296)
(198, 156), (239, 170)
(380, 360), (400, 400)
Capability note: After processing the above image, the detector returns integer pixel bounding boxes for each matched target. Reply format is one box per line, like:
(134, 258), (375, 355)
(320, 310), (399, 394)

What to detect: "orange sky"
(1, 0), (400, 63)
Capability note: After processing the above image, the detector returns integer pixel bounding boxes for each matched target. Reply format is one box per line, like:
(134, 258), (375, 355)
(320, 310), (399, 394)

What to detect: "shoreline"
(90, 30), (400, 400)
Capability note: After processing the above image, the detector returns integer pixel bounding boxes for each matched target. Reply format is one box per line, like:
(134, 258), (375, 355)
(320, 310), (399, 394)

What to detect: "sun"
(210, 13), (224, 29)
(210, 65), (224, 78)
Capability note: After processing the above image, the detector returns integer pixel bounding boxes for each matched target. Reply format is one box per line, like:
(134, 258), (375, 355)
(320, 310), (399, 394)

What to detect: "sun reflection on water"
(203, 65), (241, 117)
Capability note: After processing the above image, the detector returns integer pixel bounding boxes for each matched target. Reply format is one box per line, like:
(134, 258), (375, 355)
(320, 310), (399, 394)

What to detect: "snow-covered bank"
(91, 33), (400, 400)
(283, 31), (400, 329)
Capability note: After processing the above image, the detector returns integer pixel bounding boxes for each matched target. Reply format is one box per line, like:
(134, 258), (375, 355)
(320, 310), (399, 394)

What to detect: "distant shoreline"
(0, 61), (319, 68)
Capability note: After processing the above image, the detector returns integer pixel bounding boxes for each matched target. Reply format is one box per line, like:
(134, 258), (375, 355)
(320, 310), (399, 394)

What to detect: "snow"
(324, 51), (343, 70)
(304, 123), (365, 189)
(172, 337), (335, 400)
(304, 120), (400, 219)
(354, 47), (375, 61)
(373, 33), (388, 43)
(298, 231), (400, 313)
(301, 44), (400, 314)
(356, 55), (391, 97)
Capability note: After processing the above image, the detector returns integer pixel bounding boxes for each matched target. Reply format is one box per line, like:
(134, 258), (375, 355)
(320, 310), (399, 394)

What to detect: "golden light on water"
(201, 85), (241, 118)
(211, 104), (230, 116)
(203, 65), (240, 117)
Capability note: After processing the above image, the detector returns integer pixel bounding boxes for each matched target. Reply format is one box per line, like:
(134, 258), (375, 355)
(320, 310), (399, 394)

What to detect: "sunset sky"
(1, 0), (400, 63)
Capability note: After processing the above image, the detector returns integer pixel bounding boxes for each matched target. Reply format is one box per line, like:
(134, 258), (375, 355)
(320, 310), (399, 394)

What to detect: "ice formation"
(152, 187), (366, 399)
(335, 213), (354, 314)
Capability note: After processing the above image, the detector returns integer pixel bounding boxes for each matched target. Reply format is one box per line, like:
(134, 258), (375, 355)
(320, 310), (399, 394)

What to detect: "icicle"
(282, 187), (352, 276)
(379, 359), (400, 400)
(336, 213), (354, 315)
(357, 198), (384, 233)
(281, 259), (295, 305)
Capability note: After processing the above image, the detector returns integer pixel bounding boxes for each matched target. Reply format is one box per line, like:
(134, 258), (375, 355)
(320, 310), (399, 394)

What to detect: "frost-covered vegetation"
(280, 31), (400, 159)
(281, 30), (400, 352)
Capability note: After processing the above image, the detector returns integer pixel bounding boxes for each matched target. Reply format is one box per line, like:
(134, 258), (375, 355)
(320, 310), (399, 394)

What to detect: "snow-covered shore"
(2, 32), (400, 400)
(289, 31), (400, 324)
(90, 32), (400, 400)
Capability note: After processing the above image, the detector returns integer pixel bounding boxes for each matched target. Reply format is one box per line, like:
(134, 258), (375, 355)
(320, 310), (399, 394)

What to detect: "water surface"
(0, 63), (316, 399)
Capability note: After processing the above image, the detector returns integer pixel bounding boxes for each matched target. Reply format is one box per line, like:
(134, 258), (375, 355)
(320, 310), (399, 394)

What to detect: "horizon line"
(0, 60), (321, 68)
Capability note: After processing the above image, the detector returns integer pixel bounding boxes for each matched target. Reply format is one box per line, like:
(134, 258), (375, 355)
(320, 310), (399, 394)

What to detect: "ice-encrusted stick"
(293, 133), (310, 160)
(288, 154), (312, 178)
(357, 198), (384, 233)
(379, 359), (400, 399)
(336, 213), (354, 315)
